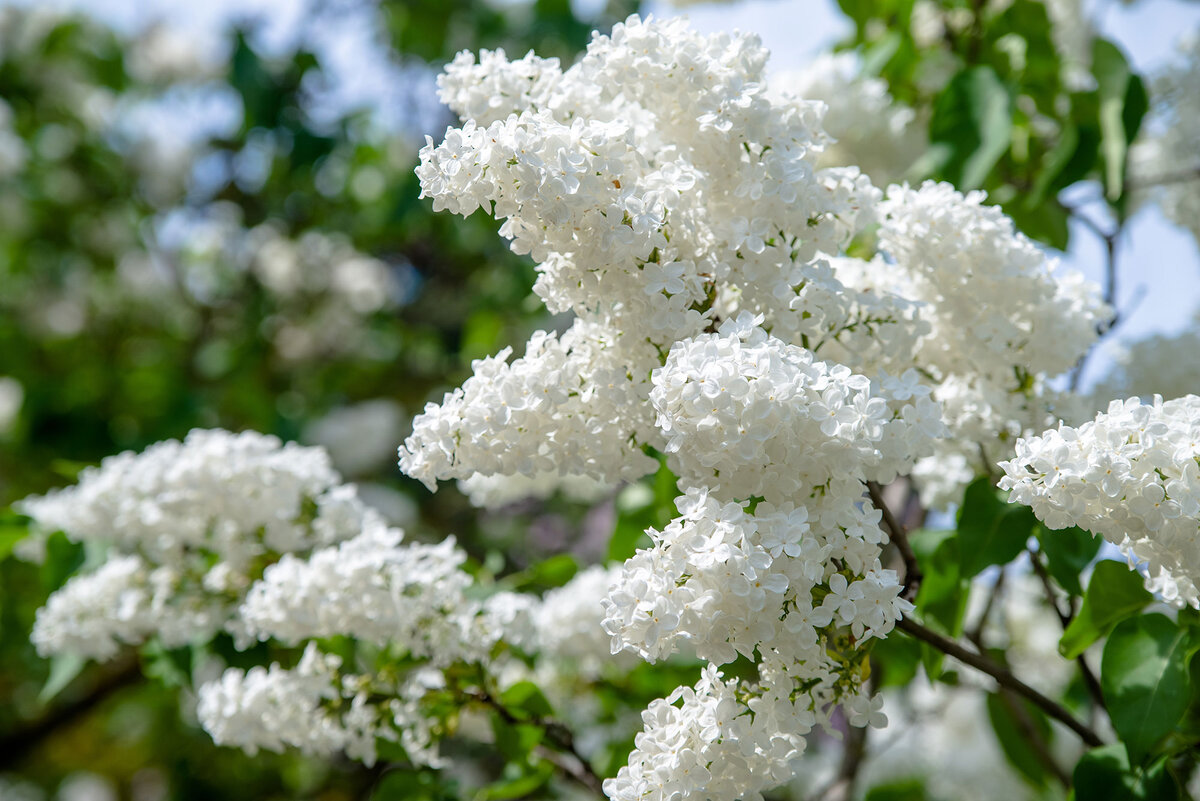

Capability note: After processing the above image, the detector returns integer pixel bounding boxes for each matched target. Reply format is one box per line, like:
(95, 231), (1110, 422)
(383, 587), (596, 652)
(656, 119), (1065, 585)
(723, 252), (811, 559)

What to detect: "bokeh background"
(0, 0), (1197, 799)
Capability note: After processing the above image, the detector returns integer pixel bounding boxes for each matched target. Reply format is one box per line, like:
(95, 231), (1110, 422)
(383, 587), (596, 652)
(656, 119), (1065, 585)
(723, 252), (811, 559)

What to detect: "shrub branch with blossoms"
(14, 10), (1200, 801)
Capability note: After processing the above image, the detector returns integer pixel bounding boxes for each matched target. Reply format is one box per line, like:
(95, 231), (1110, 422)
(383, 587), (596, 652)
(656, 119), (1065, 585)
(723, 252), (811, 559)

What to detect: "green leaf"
(957, 478), (1033, 578)
(870, 633), (922, 688)
(1059, 560), (1153, 659)
(986, 692), (1053, 787)
(476, 762), (555, 801)
(910, 529), (968, 679)
(0, 522), (27, 562)
(607, 457), (676, 563)
(1072, 744), (1181, 801)
(498, 681), (554, 720)
(490, 715), (544, 763)
(504, 553), (578, 593)
(40, 530), (85, 593)
(1092, 40), (1147, 202)
(1037, 525), (1102, 596)
(864, 779), (928, 801)
(39, 653), (86, 703)
(929, 66), (1013, 190)
(141, 641), (194, 689)
(1101, 614), (1197, 765)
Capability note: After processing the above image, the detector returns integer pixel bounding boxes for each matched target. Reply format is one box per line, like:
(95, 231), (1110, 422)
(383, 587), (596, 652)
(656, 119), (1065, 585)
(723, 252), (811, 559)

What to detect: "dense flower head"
(401, 15), (1113, 799)
(651, 314), (944, 503)
(235, 524), (481, 664)
(20, 429), (380, 659)
(196, 643), (445, 768)
(399, 317), (660, 491)
(1000, 394), (1200, 607)
(770, 53), (926, 186)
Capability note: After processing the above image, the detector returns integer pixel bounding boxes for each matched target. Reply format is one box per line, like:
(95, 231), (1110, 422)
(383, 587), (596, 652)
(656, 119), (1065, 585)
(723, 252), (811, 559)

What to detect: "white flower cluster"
(771, 53), (926, 186)
(874, 181), (1108, 506)
(197, 643), (445, 768)
(604, 664), (809, 801)
(650, 316), (944, 503)
(20, 429), (374, 660)
(1092, 314), (1200, 404)
(1000, 395), (1200, 607)
(235, 524), (479, 659)
(401, 319), (661, 490)
(1131, 33), (1200, 249)
(406, 15), (938, 497)
(200, 517), (632, 768)
(403, 15), (1109, 800)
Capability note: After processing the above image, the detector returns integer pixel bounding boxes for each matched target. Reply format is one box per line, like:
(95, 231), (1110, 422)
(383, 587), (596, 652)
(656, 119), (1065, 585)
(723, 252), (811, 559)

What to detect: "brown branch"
(1028, 550), (1107, 712)
(1059, 200), (1122, 390)
(0, 656), (142, 771)
(865, 481), (922, 601)
(1125, 165), (1200, 192)
(995, 688), (1072, 786)
(810, 720), (868, 801)
(967, 566), (1007, 646)
(466, 689), (604, 796)
(896, 617), (1103, 747)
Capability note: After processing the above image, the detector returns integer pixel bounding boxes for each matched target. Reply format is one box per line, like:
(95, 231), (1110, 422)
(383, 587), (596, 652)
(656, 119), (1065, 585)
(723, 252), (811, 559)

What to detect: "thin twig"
(966, 566), (1007, 646)
(1028, 550), (1107, 711)
(0, 656), (142, 771)
(466, 689), (605, 796)
(995, 688), (1072, 786)
(896, 617), (1104, 748)
(811, 719), (868, 801)
(1125, 165), (1200, 192)
(865, 481), (922, 601)
(1059, 200), (1121, 390)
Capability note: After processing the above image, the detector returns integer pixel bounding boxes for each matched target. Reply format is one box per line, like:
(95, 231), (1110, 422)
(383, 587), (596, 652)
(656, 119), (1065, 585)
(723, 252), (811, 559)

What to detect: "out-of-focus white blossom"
(771, 54), (926, 186)
(458, 470), (614, 509)
(1000, 395), (1200, 607)
(1131, 34), (1200, 249)
(303, 399), (408, 477)
(21, 430), (378, 659)
(1092, 314), (1200, 403)
(0, 376), (22, 434)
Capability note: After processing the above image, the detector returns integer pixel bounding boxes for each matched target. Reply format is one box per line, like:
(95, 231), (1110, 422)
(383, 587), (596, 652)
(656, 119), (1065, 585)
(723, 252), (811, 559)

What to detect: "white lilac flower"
(21, 429), (380, 660)
(1000, 394), (1200, 608)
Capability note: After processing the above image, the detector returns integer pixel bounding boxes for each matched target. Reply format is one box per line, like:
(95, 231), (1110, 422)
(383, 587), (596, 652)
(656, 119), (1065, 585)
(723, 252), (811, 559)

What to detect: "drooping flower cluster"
(199, 524), (630, 768)
(20, 429), (375, 660)
(402, 14), (1109, 800)
(870, 182), (1109, 506)
(24, 426), (634, 774)
(1000, 395), (1200, 607)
